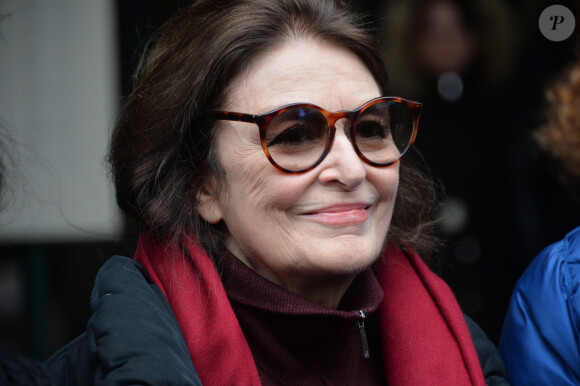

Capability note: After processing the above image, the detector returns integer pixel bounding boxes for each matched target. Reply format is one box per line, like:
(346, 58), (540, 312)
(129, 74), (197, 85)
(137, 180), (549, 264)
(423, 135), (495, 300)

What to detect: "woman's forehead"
(223, 39), (381, 113)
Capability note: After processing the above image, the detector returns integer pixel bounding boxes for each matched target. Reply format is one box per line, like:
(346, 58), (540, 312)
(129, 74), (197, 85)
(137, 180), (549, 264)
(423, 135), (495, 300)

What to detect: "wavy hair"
(534, 59), (580, 203)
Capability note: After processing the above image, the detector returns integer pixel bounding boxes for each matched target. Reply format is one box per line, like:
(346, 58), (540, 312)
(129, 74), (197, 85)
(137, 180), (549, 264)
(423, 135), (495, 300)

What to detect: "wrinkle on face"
(203, 38), (398, 308)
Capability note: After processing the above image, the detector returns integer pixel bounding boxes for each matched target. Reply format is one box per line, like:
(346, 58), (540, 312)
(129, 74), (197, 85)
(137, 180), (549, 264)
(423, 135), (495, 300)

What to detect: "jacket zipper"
(358, 310), (370, 359)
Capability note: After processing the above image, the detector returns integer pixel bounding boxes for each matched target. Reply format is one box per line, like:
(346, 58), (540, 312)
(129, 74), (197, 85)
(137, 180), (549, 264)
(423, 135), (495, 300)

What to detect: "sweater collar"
(218, 249), (384, 317)
(218, 250), (385, 385)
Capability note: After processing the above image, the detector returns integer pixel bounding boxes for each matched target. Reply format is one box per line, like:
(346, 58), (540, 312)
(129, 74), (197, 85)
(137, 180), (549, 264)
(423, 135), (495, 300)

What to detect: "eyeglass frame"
(202, 96), (422, 174)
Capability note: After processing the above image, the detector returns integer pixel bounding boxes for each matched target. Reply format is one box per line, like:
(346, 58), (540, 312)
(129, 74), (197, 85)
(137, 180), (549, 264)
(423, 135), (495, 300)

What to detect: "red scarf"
(134, 234), (485, 385)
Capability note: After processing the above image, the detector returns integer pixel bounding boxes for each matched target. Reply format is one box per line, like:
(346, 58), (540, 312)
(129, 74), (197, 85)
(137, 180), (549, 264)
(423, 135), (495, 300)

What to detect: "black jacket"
(46, 256), (201, 385)
(46, 256), (507, 385)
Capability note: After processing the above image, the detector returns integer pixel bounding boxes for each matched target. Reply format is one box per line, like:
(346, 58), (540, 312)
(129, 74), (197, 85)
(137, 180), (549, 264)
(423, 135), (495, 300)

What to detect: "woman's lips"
(301, 203), (371, 226)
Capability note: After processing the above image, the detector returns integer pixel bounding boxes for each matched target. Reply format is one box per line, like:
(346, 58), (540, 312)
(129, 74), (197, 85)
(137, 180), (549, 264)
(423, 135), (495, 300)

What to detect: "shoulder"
(499, 226), (580, 385)
(509, 226), (580, 314)
(46, 255), (201, 385)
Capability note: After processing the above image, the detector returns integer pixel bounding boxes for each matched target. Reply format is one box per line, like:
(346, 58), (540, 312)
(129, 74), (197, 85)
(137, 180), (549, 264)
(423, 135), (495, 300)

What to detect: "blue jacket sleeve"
(499, 227), (580, 386)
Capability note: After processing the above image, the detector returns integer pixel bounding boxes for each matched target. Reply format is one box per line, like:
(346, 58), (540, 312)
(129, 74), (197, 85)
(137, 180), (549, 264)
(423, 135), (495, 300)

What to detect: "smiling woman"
(197, 41), (400, 308)
(45, 0), (507, 385)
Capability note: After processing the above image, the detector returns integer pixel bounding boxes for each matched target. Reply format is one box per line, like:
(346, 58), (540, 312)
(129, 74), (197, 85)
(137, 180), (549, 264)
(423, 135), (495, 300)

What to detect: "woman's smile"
(299, 202), (372, 226)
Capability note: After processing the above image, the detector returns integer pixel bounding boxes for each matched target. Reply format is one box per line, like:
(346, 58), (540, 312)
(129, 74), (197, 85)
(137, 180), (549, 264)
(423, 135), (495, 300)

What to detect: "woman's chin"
(306, 248), (381, 277)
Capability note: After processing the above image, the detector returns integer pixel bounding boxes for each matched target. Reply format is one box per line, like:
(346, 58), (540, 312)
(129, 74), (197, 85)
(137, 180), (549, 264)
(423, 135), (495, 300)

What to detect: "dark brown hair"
(109, 0), (441, 258)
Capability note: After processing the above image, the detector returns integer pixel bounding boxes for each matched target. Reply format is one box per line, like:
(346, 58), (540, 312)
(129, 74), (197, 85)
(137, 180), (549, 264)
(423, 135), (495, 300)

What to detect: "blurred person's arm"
(500, 227), (580, 385)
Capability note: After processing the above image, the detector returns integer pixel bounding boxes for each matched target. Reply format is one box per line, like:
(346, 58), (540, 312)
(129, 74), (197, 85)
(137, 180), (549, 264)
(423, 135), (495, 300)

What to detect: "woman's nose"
(317, 122), (366, 189)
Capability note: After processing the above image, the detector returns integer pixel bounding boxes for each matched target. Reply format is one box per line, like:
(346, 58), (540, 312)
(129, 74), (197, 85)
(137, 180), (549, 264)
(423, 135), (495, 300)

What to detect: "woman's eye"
(356, 121), (391, 139)
(268, 125), (316, 147)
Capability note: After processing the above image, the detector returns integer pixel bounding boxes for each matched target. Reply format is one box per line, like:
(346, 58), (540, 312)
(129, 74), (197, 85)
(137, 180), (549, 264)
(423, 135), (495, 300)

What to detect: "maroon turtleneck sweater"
(218, 251), (387, 385)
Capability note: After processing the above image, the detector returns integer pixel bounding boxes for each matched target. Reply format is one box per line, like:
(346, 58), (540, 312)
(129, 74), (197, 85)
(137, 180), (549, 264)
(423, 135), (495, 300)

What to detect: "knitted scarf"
(134, 234), (485, 386)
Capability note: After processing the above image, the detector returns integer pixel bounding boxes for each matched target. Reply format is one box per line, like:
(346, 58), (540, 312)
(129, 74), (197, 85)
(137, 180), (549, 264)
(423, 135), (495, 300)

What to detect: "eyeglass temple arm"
(202, 111), (262, 125)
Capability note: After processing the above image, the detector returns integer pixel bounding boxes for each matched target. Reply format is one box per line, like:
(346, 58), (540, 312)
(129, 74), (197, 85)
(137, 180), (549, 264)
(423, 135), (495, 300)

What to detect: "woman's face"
(417, 1), (475, 75)
(198, 39), (399, 307)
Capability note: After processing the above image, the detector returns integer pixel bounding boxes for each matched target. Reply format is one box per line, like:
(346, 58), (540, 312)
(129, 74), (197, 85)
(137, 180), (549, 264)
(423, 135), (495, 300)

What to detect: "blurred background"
(0, 0), (578, 362)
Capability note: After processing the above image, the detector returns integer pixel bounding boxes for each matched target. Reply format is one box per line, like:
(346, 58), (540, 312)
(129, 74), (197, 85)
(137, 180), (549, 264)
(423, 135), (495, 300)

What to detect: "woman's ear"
(196, 183), (223, 224)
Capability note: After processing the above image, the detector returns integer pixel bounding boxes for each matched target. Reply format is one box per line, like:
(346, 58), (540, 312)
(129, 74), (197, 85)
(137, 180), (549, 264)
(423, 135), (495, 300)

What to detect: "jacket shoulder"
(45, 255), (201, 385)
(499, 226), (580, 385)
(464, 315), (509, 385)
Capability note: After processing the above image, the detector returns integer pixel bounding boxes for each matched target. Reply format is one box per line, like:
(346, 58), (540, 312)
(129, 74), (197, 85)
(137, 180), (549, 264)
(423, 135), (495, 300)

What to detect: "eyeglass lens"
(264, 100), (414, 172)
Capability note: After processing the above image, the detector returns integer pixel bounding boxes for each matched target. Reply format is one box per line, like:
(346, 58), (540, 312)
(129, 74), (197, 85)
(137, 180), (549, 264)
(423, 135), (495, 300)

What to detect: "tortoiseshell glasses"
(204, 96), (422, 174)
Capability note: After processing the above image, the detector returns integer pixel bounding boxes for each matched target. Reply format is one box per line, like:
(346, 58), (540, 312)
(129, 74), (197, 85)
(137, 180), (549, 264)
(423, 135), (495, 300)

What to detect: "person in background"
(381, 0), (516, 102)
(380, 0), (522, 340)
(46, 0), (507, 384)
(499, 58), (580, 385)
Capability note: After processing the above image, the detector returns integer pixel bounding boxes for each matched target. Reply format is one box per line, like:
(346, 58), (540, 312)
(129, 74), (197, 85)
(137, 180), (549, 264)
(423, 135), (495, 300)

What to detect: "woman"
(499, 59), (580, 385)
(46, 0), (507, 384)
